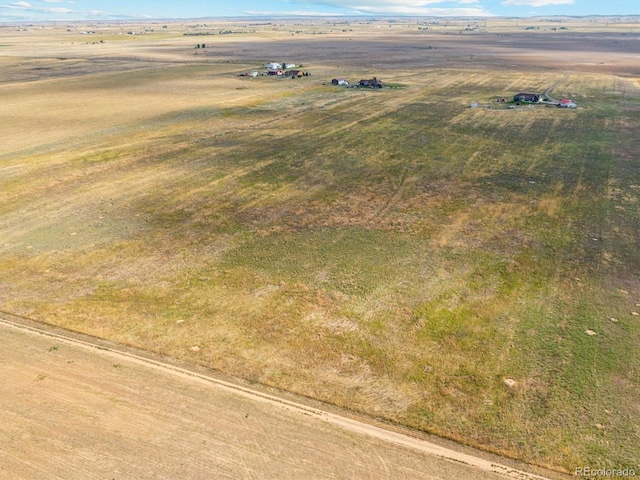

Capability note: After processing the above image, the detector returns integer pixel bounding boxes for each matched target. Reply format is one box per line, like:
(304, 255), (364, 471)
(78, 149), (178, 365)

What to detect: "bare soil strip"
(543, 74), (569, 103)
(0, 314), (561, 480)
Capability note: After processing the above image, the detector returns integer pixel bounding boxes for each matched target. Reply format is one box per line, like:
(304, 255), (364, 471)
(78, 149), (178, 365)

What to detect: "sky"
(0, 0), (638, 22)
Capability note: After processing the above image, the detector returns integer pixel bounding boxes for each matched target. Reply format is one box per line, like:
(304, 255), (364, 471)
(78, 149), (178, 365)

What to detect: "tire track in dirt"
(372, 166), (408, 219)
(0, 312), (557, 480)
(543, 74), (569, 104)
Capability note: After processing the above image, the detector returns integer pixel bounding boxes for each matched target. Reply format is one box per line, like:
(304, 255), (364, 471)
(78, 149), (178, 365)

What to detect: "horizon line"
(2, 13), (640, 24)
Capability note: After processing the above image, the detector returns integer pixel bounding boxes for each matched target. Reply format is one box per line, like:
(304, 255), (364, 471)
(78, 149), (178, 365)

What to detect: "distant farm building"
(284, 63), (296, 69)
(286, 69), (304, 78)
(265, 62), (282, 70)
(332, 78), (349, 86)
(359, 77), (383, 88)
(558, 98), (576, 108)
(514, 92), (540, 103)
(267, 69), (283, 76)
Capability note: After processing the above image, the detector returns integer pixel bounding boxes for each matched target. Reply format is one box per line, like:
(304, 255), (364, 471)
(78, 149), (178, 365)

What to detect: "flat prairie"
(1, 17), (639, 475)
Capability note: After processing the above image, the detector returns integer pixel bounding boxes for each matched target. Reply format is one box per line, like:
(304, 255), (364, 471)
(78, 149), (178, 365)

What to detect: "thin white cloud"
(4, 1), (31, 8)
(302, 0), (492, 14)
(291, 0), (492, 15)
(359, 6), (491, 15)
(45, 6), (72, 13)
(502, 0), (574, 6)
(0, 1), (134, 20)
(295, 0), (449, 6)
(245, 10), (346, 16)
(0, 1), (74, 14)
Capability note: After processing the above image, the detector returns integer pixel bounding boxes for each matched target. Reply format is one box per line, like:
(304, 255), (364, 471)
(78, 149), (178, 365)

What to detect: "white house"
(284, 63), (296, 69)
(265, 62), (282, 70)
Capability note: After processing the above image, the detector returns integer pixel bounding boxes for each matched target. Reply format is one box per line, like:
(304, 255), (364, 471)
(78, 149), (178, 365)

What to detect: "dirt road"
(0, 316), (562, 480)
(543, 75), (569, 104)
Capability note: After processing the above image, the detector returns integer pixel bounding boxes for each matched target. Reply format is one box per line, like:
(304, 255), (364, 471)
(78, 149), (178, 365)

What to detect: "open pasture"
(1, 18), (639, 474)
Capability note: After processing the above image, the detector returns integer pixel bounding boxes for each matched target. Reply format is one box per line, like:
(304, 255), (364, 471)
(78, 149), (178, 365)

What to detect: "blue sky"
(1, 0), (638, 22)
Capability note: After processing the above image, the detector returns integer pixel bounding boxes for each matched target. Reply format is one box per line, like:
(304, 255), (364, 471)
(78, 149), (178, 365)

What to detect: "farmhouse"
(265, 62), (282, 70)
(359, 77), (383, 88)
(331, 78), (349, 86)
(558, 98), (576, 108)
(514, 92), (540, 103)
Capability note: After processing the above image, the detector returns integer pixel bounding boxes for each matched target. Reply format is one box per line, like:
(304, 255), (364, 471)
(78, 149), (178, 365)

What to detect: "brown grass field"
(1, 17), (639, 476)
